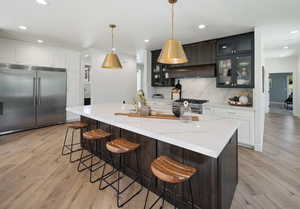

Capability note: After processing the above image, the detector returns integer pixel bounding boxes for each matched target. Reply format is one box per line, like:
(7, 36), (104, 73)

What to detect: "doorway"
(269, 73), (293, 115)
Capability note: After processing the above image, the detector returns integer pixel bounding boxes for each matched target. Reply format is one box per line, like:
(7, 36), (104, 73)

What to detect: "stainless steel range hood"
(167, 64), (216, 78)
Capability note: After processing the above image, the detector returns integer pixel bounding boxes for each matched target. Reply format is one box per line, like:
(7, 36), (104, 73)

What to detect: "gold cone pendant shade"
(102, 53), (122, 69)
(158, 0), (188, 64)
(158, 40), (188, 64)
(102, 24), (122, 69)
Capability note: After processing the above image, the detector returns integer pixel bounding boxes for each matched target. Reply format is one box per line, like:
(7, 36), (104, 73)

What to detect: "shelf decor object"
(102, 24), (122, 69)
(158, 0), (188, 64)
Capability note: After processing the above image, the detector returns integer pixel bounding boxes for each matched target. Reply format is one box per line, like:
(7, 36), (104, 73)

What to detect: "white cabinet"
(203, 105), (254, 147)
(16, 46), (52, 66)
(0, 39), (15, 63)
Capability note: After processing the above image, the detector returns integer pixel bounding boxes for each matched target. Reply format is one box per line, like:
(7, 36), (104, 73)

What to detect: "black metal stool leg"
(69, 128), (76, 163)
(117, 155), (122, 207)
(99, 150), (117, 190)
(144, 176), (166, 209)
(143, 175), (152, 209)
(188, 179), (195, 209)
(61, 127), (69, 155)
(77, 147), (85, 172)
(89, 140), (105, 183)
(161, 182), (166, 209)
(173, 184), (177, 209)
(117, 151), (143, 208)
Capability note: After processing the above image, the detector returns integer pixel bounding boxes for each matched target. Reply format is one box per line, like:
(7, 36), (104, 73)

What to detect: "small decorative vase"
(239, 96), (249, 105)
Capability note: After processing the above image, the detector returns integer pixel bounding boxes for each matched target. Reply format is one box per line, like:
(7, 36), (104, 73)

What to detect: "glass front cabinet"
(151, 50), (175, 87)
(216, 32), (254, 88)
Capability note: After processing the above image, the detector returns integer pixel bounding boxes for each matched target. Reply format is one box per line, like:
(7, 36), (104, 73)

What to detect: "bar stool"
(61, 121), (88, 163)
(99, 138), (143, 208)
(77, 129), (112, 183)
(144, 156), (196, 209)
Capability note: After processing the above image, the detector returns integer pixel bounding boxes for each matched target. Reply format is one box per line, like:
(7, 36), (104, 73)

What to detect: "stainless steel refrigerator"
(0, 63), (67, 135)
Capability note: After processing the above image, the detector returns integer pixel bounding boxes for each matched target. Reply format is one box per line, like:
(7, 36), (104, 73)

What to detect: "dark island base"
(81, 116), (238, 209)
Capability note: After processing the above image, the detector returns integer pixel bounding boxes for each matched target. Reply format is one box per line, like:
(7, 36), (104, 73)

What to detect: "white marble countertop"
(67, 104), (240, 158)
(203, 102), (255, 112)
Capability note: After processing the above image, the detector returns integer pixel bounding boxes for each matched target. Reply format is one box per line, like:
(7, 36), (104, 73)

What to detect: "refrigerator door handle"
(33, 77), (36, 107)
(38, 77), (41, 105)
(0, 102), (3, 115)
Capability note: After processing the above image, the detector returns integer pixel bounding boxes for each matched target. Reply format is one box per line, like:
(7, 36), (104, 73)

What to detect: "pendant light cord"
(171, 3), (174, 40)
(111, 27), (114, 52)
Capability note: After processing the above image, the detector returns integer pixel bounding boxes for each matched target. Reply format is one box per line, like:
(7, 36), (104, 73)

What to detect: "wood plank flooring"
(0, 113), (299, 209)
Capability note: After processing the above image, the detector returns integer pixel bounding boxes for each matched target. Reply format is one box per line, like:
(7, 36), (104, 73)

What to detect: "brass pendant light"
(158, 0), (188, 64)
(102, 24), (123, 69)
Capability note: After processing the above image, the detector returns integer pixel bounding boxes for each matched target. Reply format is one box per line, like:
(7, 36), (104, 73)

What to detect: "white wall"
(296, 57), (300, 117)
(264, 56), (298, 115)
(253, 27), (266, 152)
(88, 49), (137, 104)
(0, 38), (82, 121)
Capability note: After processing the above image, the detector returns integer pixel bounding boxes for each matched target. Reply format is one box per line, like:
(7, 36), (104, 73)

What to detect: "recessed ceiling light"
(18, 25), (27, 30)
(283, 46), (289, 49)
(37, 40), (44, 43)
(36, 0), (48, 5)
(144, 39), (150, 43)
(198, 24), (206, 29)
(290, 30), (299, 34)
(84, 54), (89, 58)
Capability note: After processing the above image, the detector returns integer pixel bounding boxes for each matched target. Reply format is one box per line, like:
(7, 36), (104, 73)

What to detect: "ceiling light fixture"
(283, 46), (289, 49)
(144, 39), (150, 43)
(18, 25), (27, 30)
(158, 0), (188, 64)
(198, 24), (206, 29)
(290, 30), (299, 34)
(102, 24), (122, 69)
(37, 39), (44, 43)
(36, 0), (48, 5)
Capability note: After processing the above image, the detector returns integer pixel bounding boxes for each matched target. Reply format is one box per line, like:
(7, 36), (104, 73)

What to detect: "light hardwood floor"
(0, 113), (299, 209)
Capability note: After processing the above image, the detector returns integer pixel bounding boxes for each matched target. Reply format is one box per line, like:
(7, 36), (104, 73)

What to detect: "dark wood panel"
(218, 131), (238, 209)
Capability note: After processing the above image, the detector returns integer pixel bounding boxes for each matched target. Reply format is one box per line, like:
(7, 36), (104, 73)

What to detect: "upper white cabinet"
(52, 50), (67, 68)
(203, 104), (255, 147)
(15, 46), (52, 66)
(0, 40), (15, 63)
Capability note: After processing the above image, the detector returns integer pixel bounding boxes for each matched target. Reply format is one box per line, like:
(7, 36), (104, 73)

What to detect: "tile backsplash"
(151, 78), (252, 103)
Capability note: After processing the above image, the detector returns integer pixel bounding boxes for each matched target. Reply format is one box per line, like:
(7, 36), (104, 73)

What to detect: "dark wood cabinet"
(216, 32), (254, 88)
(151, 50), (175, 87)
(170, 40), (216, 68)
(217, 33), (253, 57)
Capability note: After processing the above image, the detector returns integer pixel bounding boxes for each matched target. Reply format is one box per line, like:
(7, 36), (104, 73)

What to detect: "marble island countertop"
(67, 104), (240, 158)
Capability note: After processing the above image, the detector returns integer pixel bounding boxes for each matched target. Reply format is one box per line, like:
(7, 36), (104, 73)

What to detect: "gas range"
(172, 98), (209, 114)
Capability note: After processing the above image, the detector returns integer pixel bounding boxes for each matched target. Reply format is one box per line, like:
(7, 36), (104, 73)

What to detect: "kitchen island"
(67, 104), (239, 209)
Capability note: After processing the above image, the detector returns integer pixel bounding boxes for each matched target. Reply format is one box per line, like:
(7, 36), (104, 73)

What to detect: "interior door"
(270, 73), (288, 103)
(0, 64), (36, 133)
(35, 68), (66, 127)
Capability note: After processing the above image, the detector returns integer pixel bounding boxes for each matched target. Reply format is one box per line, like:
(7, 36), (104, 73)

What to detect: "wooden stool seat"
(151, 156), (196, 184)
(83, 129), (112, 140)
(67, 121), (88, 129)
(106, 138), (140, 154)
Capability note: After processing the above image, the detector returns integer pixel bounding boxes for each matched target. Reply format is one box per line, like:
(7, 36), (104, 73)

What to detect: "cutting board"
(114, 113), (199, 121)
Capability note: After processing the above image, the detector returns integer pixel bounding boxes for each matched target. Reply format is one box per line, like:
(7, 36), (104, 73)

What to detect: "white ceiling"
(0, 0), (300, 57)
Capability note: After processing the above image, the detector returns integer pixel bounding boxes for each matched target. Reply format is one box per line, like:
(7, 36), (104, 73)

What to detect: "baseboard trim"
(254, 144), (263, 152)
